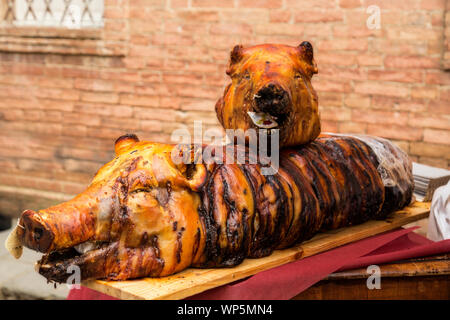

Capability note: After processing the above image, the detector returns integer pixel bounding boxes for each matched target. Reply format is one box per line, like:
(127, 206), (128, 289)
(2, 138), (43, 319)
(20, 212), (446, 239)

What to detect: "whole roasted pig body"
(7, 133), (413, 282)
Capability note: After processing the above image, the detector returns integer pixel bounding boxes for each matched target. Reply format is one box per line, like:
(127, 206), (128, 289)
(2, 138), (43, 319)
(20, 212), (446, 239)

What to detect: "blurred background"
(0, 0), (449, 220)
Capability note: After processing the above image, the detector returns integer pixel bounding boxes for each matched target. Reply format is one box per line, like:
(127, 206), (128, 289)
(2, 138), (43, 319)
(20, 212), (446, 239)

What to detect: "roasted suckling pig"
(6, 133), (413, 282)
(215, 42), (321, 147)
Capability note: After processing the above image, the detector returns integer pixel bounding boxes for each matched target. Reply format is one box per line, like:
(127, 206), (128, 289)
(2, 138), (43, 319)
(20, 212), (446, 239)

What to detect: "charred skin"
(215, 42), (321, 147)
(14, 134), (413, 282)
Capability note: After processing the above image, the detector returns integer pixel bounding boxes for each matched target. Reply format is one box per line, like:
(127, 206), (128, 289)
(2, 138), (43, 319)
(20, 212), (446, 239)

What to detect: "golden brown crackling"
(17, 136), (412, 282)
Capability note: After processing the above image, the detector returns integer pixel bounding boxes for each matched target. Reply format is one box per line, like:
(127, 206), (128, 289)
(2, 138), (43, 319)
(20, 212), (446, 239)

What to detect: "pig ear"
(226, 44), (244, 76)
(298, 41), (318, 75)
(182, 163), (207, 192)
(171, 145), (207, 192)
(115, 133), (139, 156)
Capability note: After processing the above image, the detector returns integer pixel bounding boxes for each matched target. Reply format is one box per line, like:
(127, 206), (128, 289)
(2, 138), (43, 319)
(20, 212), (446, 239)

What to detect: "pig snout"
(17, 210), (55, 253)
(16, 195), (97, 253)
(254, 83), (290, 116)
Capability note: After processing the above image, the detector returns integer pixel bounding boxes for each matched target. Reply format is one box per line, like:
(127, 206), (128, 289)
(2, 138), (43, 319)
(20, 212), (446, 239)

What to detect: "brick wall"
(0, 0), (449, 217)
(443, 0), (450, 69)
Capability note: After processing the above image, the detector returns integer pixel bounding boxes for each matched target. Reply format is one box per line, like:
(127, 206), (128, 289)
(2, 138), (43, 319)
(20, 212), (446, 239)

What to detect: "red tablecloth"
(67, 227), (450, 300)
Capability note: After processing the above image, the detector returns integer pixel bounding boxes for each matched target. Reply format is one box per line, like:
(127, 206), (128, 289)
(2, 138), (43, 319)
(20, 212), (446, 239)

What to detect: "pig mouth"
(249, 85), (292, 130)
(36, 241), (112, 283)
(247, 108), (291, 131)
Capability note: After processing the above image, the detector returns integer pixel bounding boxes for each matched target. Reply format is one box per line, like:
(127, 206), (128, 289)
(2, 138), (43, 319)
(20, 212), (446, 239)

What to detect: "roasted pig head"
(7, 134), (207, 282)
(215, 42), (320, 147)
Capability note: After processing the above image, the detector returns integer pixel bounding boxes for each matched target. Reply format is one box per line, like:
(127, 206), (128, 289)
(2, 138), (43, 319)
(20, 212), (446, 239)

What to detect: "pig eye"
(240, 71), (250, 81)
(131, 187), (152, 194)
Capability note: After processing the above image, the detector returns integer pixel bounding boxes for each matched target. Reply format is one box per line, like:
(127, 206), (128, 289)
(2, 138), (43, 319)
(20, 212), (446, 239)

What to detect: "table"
(293, 254), (450, 300)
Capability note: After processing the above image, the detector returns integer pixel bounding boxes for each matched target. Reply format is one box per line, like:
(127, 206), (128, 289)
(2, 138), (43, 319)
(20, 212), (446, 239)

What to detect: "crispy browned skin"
(15, 134), (413, 282)
(215, 42), (321, 147)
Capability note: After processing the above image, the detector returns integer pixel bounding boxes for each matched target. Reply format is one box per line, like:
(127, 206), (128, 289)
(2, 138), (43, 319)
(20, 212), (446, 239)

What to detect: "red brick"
(354, 81), (410, 98)
(313, 79), (352, 93)
(86, 127), (126, 140)
(62, 113), (102, 127)
(140, 120), (164, 132)
(192, 0), (235, 7)
(384, 56), (440, 69)
(423, 129), (450, 145)
(420, 0), (446, 10)
(339, 121), (367, 133)
(170, 0), (189, 8)
(367, 124), (423, 141)
(319, 66), (367, 81)
(73, 103), (133, 117)
(63, 159), (102, 174)
(74, 79), (114, 92)
(396, 100), (428, 113)
(317, 39), (368, 51)
(286, 0), (337, 8)
(174, 85), (221, 100)
(269, 11), (291, 23)
(319, 106), (351, 121)
(61, 181), (86, 195)
(303, 24), (333, 37)
(357, 55), (383, 66)
(58, 147), (111, 162)
(2, 110), (24, 121)
(238, 0), (283, 8)
(294, 11), (343, 23)
(409, 114), (450, 130)
(411, 86), (438, 100)
(176, 11), (219, 22)
(339, 0), (361, 8)
(333, 25), (380, 38)
(101, 117), (137, 130)
(368, 70), (423, 83)
(210, 23), (253, 36)
(352, 109), (409, 126)
(410, 142), (450, 159)
(180, 99), (215, 111)
(81, 92), (119, 104)
(418, 157), (449, 169)
(344, 94), (371, 108)
(316, 53), (357, 66)
(61, 124), (87, 137)
(319, 92), (344, 107)
(120, 94), (159, 107)
(253, 24), (304, 36)
(425, 72), (450, 85)
(104, 7), (129, 19)
(428, 100), (450, 114)
(363, 0), (420, 10)
(440, 88), (450, 101)
(321, 120), (339, 132)
(163, 74), (204, 85)
(160, 97), (183, 109)
(133, 107), (176, 121)
(374, 40), (428, 56)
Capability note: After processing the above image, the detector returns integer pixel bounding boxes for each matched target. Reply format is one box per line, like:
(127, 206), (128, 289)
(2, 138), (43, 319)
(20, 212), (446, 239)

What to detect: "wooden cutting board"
(83, 201), (431, 300)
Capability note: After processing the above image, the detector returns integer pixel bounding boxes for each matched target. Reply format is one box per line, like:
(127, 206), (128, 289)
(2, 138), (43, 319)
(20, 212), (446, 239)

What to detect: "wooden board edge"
(83, 202), (431, 300)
